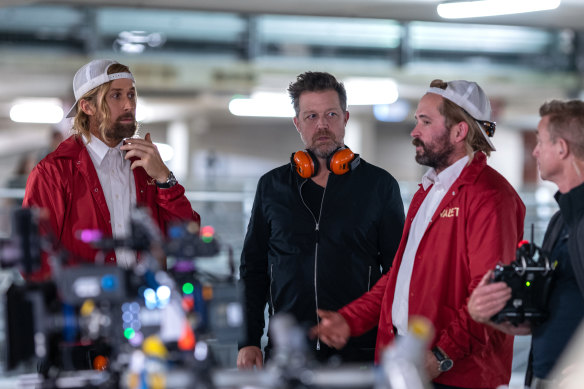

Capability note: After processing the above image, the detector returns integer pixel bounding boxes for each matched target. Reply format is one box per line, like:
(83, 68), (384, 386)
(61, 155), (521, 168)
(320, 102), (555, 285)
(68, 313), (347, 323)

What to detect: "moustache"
(117, 114), (135, 122)
(412, 138), (424, 147)
(313, 131), (333, 141)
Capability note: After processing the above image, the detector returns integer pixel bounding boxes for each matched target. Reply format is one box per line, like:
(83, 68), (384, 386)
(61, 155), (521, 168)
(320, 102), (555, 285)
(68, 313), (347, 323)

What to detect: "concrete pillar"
(488, 126), (523, 189)
(188, 116), (210, 183)
(345, 114), (377, 163)
(167, 120), (189, 181)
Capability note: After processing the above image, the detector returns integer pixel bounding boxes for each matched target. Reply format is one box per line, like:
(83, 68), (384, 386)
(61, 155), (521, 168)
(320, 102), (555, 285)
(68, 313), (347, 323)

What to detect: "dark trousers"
(264, 344), (375, 365)
(434, 384), (472, 389)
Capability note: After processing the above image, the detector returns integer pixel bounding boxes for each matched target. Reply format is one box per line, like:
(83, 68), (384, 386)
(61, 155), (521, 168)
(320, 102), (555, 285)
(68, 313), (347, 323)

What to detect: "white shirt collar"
(421, 154), (470, 191)
(84, 134), (123, 166)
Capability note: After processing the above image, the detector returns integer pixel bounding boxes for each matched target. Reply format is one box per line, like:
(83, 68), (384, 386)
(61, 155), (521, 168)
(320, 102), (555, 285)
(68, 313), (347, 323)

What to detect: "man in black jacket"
(237, 72), (405, 369)
(468, 99), (584, 388)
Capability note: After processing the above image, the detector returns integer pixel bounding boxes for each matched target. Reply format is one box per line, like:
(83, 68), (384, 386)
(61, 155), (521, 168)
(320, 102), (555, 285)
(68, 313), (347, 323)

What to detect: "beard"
(309, 130), (343, 159)
(412, 128), (454, 171)
(104, 114), (137, 143)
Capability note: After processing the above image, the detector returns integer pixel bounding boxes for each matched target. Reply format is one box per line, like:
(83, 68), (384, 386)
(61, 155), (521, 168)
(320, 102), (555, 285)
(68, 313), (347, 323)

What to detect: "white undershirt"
(85, 134), (137, 267)
(392, 155), (469, 334)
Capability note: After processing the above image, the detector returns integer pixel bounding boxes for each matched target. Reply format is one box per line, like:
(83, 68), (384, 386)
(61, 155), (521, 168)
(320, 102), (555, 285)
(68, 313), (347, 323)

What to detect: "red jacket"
(23, 135), (200, 278)
(339, 152), (525, 388)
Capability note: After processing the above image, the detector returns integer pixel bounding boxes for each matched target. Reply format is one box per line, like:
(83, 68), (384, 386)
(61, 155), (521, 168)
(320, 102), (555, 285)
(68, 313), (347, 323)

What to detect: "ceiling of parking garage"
(7, 0), (584, 30)
(1, 0), (584, 157)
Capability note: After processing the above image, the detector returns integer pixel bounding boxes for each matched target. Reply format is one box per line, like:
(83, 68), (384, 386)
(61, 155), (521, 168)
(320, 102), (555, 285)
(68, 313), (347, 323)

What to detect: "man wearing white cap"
(24, 59), (200, 278)
(314, 79), (526, 388)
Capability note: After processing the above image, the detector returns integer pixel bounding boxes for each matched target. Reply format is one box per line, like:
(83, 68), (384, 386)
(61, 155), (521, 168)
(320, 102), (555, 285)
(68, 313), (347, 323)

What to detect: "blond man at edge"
(313, 80), (525, 389)
(23, 59), (200, 279)
(468, 100), (584, 388)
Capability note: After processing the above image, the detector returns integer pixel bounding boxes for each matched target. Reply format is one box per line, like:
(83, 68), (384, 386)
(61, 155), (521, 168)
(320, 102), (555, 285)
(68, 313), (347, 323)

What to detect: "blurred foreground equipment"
(0, 207), (242, 388)
(1, 207), (434, 388)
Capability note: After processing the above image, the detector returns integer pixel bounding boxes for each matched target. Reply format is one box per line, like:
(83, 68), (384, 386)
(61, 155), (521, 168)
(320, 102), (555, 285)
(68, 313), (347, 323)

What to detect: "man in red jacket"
(314, 79), (525, 389)
(23, 59), (200, 278)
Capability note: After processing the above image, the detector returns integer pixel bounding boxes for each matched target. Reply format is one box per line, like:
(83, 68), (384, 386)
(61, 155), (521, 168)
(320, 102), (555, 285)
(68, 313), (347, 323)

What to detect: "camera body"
(491, 240), (555, 325)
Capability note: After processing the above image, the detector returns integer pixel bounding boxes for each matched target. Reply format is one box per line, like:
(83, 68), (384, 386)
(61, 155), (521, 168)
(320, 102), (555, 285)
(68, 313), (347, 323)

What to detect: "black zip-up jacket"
(239, 159), (405, 362)
(543, 183), (584, 295)
(528, 182), (584, 381)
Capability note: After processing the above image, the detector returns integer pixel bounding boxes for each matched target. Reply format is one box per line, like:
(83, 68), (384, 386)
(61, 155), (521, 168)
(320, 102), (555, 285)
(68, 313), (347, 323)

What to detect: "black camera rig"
(491, 227), (556, 325)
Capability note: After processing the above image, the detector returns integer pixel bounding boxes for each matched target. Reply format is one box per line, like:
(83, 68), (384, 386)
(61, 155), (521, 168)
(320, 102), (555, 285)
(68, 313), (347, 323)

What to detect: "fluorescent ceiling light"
(228, 78), (399, 118)
(410, 22), (552, 54)
(229, 92), (294, 118)
(345, 78), (398, 106)
(10, 98), (64, 123)
(437, 0), (561, 19)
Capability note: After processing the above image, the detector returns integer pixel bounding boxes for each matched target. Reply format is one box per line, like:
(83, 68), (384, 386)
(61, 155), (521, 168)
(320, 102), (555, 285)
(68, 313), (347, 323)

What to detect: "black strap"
(350, 153), (361, 171)
(523, 213), (561, 387)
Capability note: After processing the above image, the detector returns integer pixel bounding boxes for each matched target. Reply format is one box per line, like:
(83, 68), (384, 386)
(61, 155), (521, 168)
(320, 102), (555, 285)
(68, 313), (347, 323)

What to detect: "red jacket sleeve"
(22, 162), (66, 280)
(339, 271), (388, 336)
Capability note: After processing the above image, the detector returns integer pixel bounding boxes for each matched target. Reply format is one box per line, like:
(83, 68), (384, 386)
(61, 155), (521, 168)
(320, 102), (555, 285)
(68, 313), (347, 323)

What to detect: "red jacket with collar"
(23, 135), (200, 278)
(339, 152), (525, 388)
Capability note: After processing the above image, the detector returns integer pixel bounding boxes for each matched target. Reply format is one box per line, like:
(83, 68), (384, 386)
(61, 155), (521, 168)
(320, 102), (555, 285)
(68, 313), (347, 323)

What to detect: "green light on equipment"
(124, 328), (136, 339)
(182, 282), (194, 294)
(526, 281), (531, 287)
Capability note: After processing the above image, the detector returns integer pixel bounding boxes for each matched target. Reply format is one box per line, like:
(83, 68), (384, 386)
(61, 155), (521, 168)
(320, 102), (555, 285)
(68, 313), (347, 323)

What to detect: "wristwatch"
(156, 171), (177, 189)
(432, 346), (454, 372)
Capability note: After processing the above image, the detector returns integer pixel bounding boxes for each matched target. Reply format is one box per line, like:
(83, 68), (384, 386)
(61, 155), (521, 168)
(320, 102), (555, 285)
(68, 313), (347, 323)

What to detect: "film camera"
(491, 234), (555, 325)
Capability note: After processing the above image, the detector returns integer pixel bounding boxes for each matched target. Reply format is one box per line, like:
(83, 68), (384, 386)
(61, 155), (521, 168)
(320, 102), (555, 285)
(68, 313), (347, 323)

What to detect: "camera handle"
(517, 255), (528, 276)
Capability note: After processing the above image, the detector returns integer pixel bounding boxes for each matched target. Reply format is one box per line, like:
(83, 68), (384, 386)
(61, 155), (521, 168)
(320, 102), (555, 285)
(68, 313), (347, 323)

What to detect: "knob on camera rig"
(491, 225), (556, 325)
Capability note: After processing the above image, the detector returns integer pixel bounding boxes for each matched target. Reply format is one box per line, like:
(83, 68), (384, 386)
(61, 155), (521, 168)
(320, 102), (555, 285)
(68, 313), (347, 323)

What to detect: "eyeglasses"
(478, 120), (496, 137)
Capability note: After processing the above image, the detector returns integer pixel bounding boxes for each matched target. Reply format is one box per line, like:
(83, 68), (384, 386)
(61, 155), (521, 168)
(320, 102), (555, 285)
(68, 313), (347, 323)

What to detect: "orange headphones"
(290, 146), (361, 178)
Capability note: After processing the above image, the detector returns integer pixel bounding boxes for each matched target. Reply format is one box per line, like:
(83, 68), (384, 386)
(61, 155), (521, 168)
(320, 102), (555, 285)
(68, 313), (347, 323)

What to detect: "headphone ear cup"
(291, 150), (318, 178)
(327, 147), (355, 175)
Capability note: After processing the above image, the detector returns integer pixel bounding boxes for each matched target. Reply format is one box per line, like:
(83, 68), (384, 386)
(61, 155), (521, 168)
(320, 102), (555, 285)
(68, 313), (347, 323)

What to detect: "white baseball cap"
(427, 80), (496, 151)
(65, 59), (135, 118)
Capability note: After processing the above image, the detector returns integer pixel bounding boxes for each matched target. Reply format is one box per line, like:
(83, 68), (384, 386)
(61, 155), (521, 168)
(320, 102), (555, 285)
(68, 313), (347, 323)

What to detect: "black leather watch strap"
(156, 171), (177, 189)
(432, 346), (454, 372)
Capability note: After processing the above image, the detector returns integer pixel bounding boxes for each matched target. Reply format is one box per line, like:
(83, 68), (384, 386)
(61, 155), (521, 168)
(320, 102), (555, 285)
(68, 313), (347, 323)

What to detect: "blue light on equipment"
(101, 274), (117, 291)
(156, 285), (171, 301)
(144, 288), (157, 309)
(156, 285), (171, 307)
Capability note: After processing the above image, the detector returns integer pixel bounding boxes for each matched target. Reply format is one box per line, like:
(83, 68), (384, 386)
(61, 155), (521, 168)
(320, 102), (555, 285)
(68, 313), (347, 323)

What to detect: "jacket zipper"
(367, 265), (372, 291)
(299, 178), (327, 351)
(269, 264), (275, 316)
(314, 227), (320, 350)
